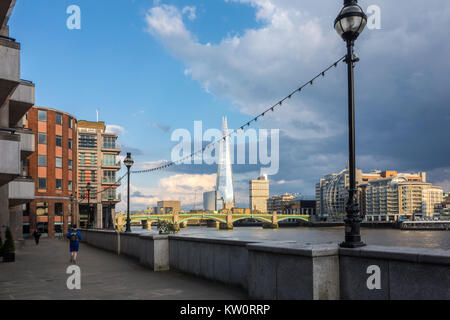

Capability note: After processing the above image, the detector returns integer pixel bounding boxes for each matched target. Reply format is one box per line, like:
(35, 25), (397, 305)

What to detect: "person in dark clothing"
(32, 229), (41, 245)
(66, 225), (82, 264)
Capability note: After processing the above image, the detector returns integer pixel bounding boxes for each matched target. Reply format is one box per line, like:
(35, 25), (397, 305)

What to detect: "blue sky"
(9, 0), (450, 210)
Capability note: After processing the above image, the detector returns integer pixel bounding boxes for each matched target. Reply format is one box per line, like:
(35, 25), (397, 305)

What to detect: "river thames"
(133, 226), (450, 250)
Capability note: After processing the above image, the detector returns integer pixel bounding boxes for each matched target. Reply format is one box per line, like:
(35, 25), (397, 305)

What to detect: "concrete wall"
(247, 242), (339, 300)
(80, 229), (169, 271)
(169, 235), (259, 289)
(80, 230), (450, 300)
(339, 246), (450, 300)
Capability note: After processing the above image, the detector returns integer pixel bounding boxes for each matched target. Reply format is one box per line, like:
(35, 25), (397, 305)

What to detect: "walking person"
(32, 229), (41, 245)
(66, 225), (82, 264)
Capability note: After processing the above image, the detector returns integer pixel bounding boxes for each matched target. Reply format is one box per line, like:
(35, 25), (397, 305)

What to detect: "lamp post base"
(340, 240), (366, 248)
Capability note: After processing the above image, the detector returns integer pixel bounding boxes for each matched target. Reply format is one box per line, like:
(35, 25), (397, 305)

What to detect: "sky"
(9, 0), (450, 211)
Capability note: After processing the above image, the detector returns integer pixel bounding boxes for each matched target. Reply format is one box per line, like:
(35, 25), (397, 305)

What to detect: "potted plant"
(3, 227), (15, 263)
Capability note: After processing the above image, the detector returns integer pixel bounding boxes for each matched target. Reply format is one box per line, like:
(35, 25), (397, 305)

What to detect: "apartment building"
(24, 107), (77, 238)
(76, 121), (121, 229)
(0, 1), (36, 243)
(249, 175), (269, 213)
(315, 169), (428, 220)
(361, 174), (443, 221)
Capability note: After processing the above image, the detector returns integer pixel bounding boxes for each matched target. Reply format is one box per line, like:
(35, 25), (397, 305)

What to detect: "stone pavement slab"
(0, 239), (247, 300)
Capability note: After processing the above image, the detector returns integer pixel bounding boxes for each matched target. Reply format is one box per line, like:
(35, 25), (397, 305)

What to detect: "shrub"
(3, 227), (15, 254)
(156, 220), (179, 234)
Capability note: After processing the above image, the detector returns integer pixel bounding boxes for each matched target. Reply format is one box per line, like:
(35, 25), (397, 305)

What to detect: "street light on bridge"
(123, 152), (134, 233)
(334, 0), (367, 248)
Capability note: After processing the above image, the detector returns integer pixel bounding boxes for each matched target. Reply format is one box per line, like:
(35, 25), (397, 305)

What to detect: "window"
(36, 202), (48, 216)
(56, 113), (62, 125)
(38, 178), (47, 190)
(56, 135), (62, 147)
(103, 136), (117, 149)
(68, 117), (73, 129)
(38, 155), (47, 167)
(56, 157), (62, 168)
(68, 180), (72, 191)
(68, 159), (73, 171)
(80, 153), (85, 165)
(68, 138), (72, 150)
(55, 203), (63, 216)
(103, 154), (116, 166)
(91, 170), (97, 183)
(79, 135), (97, 148)
(56, 179), (62, 190)
(103, 171), (116, 183)
(38, 133), (47, 145)
(38, 110), (47, 121)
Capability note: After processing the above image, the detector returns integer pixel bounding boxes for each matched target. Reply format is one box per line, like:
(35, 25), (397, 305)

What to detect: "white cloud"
(116, 173), (216, 211)
(105, 124), (126, 136)
(182, 6), (197, 21)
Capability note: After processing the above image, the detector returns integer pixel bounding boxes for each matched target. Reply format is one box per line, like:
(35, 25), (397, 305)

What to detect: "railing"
(102, 142), (121, 149)
(0, 127), (16, 134)
(0, 35), (16, 42)
(102, 161), (121, 167)
(102, 177), (120, 184)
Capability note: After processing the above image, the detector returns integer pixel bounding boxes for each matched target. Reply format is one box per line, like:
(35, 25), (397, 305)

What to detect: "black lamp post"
(69, 193), (74, 230)
(86, 182), (91, 229)
(108, 196), (114, 230)
(335, 0), (367, 248)
(123, 152), (134, 233)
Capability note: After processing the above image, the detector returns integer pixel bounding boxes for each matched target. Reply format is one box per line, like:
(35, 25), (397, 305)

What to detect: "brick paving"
(0, 239), (247, 300)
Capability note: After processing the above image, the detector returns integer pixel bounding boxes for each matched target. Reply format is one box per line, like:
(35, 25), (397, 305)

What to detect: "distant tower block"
(216, 117), (235, 210)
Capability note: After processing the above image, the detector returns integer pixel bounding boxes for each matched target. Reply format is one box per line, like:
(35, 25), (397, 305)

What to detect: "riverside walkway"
(0, 238), (247, 300)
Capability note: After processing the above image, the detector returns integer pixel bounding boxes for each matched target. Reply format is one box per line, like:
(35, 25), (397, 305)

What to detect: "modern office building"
(24, 107), (77, 238)
(216, 117), (235, 210)
(267, 193), (295, 214)
(76, 121), (121, 229)
(0, 0), (36, 243)
(203, 191), (216, 212)
(154, 201), (181, 215)
(315, 169), (427, 220)
(249, 175), (269, 213)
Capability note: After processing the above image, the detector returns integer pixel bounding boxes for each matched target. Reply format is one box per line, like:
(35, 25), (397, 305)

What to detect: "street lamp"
(108, 196), (114, 230)
(335, 0), (367, 248)
(86, 182), (92, 229)
(123, 152), (134, 232)
(69, 193), (74, 230)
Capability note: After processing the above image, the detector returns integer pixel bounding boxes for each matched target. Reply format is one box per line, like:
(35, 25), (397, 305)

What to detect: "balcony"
(0, 35), (20, 107)
(9, 80), (35, 125)
(0, 129), (20, 186)
(101, 142), (121, 152)
(102, 161), (121, 169)
(14, 127), (35, 160)
(102, 177), (121, 186)
(102, 192), (121, 203)
(8, 176), (35, 207)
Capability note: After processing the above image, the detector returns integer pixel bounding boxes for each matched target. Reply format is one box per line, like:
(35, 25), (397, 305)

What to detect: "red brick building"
(24, 107), (78, 238)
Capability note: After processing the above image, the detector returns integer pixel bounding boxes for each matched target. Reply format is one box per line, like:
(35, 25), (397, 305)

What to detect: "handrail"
(0, 127), (16, 134)
(0, 35), (16, 42)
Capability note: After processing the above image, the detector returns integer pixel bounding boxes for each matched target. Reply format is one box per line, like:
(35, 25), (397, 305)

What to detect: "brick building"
(24, 107), (78, 238)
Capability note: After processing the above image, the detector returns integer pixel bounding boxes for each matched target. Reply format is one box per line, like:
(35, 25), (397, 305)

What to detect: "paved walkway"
(0, 239), (247, 300)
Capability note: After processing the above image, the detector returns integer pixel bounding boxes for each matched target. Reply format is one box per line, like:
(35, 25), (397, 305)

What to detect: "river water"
(132, 226), (450, 250)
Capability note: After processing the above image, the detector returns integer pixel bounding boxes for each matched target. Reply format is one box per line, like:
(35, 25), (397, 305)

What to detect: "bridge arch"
(277, 216), (310, 223)
(232, 216), (273, 224)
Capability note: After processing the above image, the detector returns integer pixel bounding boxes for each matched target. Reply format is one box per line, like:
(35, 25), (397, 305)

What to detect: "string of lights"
(131, 55), (346, 175)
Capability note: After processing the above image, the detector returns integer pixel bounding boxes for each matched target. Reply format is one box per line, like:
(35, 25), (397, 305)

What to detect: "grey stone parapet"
(247, 242), (340, 300)
(80, 230), (450, 300)
(339, 245), (450, 300)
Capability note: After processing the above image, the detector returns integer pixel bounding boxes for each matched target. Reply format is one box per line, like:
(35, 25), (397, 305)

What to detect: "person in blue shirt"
(66, 225), (82, 264)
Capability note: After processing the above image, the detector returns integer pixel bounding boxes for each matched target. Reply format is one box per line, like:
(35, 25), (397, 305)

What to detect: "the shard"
(216, 117), (235, 210)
